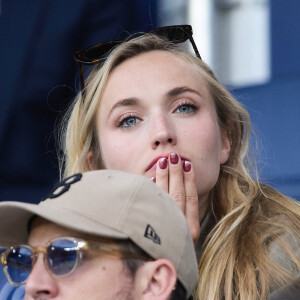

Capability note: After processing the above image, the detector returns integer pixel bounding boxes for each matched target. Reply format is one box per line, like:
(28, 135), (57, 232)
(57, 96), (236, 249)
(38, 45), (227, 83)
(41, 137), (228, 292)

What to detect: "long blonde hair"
(61, 34), (300, 299)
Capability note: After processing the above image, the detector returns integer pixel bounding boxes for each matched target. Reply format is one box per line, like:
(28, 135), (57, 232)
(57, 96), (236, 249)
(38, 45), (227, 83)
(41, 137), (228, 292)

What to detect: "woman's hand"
(154, 153), (200, 246)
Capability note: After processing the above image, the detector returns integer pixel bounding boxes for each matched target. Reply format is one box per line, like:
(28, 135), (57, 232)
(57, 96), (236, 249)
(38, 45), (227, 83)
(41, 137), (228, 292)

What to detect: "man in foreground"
(0, 170), (198, 299)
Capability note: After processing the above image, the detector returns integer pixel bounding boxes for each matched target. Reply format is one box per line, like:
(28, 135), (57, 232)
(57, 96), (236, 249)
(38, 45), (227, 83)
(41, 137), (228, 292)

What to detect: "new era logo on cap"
(144, 224), (161, 244)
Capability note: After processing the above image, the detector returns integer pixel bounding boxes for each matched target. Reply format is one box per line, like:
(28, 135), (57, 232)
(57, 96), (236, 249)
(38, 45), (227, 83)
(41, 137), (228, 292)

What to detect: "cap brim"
(0, 202), (127, 245)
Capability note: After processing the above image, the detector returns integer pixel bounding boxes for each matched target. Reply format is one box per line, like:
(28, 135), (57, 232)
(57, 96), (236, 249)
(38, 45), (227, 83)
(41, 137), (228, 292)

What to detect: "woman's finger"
(155, 157), (169, 193)
(168, 153), (186, 213)
(183, 161), (200, 246)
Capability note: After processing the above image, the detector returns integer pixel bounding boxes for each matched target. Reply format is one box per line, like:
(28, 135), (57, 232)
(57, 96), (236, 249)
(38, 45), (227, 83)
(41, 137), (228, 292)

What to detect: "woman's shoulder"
(257, 189), (300, 255)
(255, 187), (300, 297)
(268, 275), (300, 300)
(254, 186), (300, 270)
(267, 221), (300, 273)
(256, 184), (300, 225)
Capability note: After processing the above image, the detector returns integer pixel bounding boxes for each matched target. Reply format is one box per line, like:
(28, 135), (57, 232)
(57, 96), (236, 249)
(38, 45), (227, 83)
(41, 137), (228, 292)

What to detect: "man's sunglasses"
(0, 237), (150, 286)
(74, 24), (201, 90)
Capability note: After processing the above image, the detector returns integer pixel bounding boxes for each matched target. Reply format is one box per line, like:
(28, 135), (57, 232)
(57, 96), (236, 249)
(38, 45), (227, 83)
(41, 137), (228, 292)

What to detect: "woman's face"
(96, 50), (230, 203)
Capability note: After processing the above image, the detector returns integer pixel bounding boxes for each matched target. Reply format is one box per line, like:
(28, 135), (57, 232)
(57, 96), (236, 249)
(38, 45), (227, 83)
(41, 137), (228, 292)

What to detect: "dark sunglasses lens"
(84, 41), (121, 62)
(155, 26), (189, 43)
(6, 247), (32, 284)
(47, 240), (78, 276)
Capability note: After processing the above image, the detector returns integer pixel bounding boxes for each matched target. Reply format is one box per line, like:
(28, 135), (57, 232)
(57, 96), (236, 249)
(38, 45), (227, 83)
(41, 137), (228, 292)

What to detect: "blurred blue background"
(233, 0), (300, 200)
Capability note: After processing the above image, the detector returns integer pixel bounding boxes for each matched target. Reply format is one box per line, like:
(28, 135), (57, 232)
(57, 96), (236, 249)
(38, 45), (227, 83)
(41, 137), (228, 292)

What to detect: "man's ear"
(87, 151), (95, 170)
(135, 259), (177, 300)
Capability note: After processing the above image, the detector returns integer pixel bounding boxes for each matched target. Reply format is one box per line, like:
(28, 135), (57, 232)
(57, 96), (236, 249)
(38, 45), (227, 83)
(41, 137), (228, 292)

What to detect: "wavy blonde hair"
(60, 34), (300, 299)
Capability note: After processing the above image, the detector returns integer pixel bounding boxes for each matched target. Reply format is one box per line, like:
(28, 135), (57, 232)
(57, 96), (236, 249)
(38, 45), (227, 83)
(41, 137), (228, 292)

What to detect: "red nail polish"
(150, 177), (156, 183)
(159, 157), (168, 169)
(183, 161), (191, 172)
(170, 153), (179, 165)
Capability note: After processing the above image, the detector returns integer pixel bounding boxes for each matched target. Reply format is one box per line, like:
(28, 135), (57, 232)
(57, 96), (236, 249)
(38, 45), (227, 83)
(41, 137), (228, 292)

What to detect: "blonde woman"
(61, 25), (300, 299)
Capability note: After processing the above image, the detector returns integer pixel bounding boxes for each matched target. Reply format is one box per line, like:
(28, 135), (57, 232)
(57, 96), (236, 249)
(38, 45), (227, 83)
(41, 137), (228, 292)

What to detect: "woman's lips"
(145, 153), (188, 172)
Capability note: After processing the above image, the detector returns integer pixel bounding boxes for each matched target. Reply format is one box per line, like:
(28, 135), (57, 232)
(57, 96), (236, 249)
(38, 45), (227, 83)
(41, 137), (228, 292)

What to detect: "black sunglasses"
(74, 24), (201, 91)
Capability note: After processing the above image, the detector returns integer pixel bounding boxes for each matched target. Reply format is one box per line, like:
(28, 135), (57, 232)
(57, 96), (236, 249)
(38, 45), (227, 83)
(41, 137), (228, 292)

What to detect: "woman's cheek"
(101, 142), (133, 171)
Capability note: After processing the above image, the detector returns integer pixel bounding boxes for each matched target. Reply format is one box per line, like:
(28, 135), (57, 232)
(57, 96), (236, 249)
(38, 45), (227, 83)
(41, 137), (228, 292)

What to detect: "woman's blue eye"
(119, 116), (140, 128)
(175, 104), (197, 114)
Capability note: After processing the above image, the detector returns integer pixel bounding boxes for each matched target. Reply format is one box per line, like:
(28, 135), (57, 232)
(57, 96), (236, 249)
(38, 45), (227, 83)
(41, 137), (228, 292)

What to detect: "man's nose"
(25, 255), (58, 299)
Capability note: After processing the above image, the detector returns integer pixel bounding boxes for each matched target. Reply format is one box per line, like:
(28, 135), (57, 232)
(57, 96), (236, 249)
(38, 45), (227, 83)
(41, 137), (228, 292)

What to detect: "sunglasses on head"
(74, 24), (201, 91)
(0, 237), (150, 286)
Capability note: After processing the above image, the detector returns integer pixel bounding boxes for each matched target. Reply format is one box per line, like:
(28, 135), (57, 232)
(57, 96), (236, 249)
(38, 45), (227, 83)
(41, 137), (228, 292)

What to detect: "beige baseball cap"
(0, 170), (198, 297)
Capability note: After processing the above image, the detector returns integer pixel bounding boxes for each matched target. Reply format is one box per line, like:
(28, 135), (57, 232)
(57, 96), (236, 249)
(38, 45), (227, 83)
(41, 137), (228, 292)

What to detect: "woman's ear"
(220, 128), (231, 165)
(87, 151), (95, 170)
(135, 259), (177, 300)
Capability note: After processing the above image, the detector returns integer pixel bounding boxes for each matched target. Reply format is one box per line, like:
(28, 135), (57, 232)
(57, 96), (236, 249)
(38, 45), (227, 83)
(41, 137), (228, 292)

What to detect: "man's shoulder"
(0, 269), (25, 300)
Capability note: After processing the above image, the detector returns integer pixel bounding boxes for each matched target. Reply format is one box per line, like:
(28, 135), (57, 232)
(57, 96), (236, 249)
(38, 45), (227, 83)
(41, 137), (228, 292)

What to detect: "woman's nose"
(151, 114), (177, 150)
(25, 255), (58, 299)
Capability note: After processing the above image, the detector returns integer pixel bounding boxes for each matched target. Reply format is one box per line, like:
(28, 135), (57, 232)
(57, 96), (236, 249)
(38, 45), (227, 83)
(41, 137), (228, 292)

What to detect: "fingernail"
(170, 153), (179, 165)
(183, 160), (191, 172)
(150, 177), (156, 183)
(159, 157), (168, 169)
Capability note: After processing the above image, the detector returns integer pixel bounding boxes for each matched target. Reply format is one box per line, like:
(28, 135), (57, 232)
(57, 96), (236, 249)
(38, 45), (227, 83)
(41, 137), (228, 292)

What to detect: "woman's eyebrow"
(167, 86), (201, 98)
(108, 87), (201, 117)
(108, 97), (139, 117)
